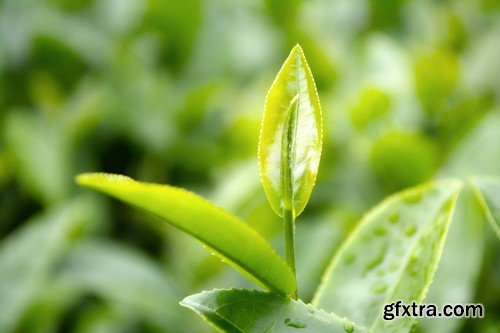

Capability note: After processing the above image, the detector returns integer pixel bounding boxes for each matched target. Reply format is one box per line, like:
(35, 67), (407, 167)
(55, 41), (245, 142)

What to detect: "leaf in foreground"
(313, 180), (463, 332)
(259, 44), (322, 218)
(76, 173), (295, 296)
(470, 177), (500, 239)
(181, 289), (364, 333)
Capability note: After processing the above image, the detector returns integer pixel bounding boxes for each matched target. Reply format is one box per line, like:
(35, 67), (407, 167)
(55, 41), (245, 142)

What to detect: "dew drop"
(389, 213), (400, 223)
(364, 253), (384, 274)
(388, 262), (398, 272)
(344, 322), (354, 332)
(404, 191), (423, 204)
(344, 253), (356, 265)
(405, 225), (416, 237)
(284, 318), (307, 329)
(372, 283), (387, 294)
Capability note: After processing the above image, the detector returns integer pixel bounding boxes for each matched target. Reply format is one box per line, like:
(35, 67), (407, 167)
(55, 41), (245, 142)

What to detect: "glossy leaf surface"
(471, 177), (500, 239)
(313, 180), (463, 332)
(76, 173), (296, 295)
(181, 289), (365, 333)
(259, 45), (322, 217)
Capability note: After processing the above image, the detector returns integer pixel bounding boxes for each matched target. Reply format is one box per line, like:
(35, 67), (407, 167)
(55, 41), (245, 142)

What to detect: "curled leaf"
(259, 44), (323, 218)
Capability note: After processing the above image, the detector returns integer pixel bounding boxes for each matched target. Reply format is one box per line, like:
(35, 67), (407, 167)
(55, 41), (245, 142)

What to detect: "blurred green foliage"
(0, 0), (499, 332)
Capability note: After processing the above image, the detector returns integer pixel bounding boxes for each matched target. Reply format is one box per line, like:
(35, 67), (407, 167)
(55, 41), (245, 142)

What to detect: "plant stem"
(283, 207), (297, 299)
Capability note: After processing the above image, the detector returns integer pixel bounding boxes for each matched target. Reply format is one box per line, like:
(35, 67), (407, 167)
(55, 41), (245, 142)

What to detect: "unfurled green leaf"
(259, 44), (323, 218)
(76, 173), (295, 296)
(471, 177), (500, 239)
(181, 289), (365, 333)
(313, 180), (463, 333)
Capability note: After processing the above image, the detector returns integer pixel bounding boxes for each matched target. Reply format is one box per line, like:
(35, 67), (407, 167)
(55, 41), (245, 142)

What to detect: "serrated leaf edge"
(312, 179), (463, 330)
(76, 173), (296, 295)
(181, 288), (367, 332)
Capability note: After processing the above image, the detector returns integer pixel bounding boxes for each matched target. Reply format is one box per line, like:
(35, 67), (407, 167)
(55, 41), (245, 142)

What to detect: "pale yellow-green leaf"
(259, 44), (323, 218)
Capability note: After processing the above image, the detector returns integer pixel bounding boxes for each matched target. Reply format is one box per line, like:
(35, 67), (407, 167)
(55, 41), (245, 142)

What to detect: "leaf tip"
(75, 172), (133, 187)
(291, 43), (305, 57)
(75, 173), (92, 186)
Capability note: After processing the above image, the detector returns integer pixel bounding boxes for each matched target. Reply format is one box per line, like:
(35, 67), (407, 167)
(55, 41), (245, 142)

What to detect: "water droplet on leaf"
(372, 282), (387, 294)
(344, 322), (354, 332)
(284, 318), (307, 329)
(389, 213), (399, 223)
(344, 253), (356, 264)
(405, 225), (416, 237)
(404, 192), (423, 204)
(374, 227), (386, 236)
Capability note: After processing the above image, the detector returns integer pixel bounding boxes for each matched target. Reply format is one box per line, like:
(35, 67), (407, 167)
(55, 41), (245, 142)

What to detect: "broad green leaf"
(313, 180), (463, 332)
(0, 199), (92, 332)
(4, 111), (71, 204)
(76, 173), (296, 296)
(471, 177), (500, 239)
(181, 289), (365, 333)
(259, 44), (323, 218)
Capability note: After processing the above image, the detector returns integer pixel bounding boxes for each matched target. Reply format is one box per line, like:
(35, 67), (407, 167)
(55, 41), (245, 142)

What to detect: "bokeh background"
(0, 0), (499, 332)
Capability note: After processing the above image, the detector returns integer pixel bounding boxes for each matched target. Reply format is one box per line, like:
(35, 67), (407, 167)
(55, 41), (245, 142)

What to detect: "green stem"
(280, 71), (300, 299)
(283, 207), (297, 299)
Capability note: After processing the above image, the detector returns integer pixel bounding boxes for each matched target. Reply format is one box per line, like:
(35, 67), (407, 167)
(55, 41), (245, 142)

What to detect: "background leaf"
(416, 186), (485, 333)
(53, 239), (189, 332)
(76, 173), (295, 296)
(313, 180), (462, 332)
(0, 198), (92, 332)
(181, 289), (365, 333)
(471, 177), (500, 239)
(259, 44), (322, 218)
